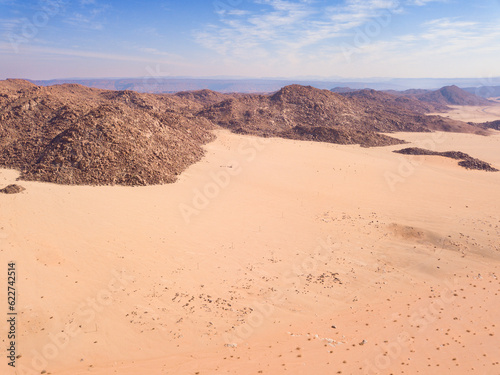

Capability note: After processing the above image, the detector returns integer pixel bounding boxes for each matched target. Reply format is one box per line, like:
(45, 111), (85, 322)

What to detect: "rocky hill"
(200, 85), (484, 143)
(0, 80), (490, 186)
(391, 85), (492, 107)
(330, 87), (360, 94)
(0, 80), (215, 186)
(418, 85), (492, 106)
(478, 120), (500, 131)
(338, 88), (445, 114)
(174, 89), (232, 106)
(463, 86), (500, 99)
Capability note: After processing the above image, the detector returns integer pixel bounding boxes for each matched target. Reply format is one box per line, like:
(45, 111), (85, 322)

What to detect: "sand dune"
(1, 127), (499, 374)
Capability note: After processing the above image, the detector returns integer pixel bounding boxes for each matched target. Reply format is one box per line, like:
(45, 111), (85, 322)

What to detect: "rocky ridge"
(394, 147), (498, 172)
(0, 80), (215, 185)
(0, 80), (494, 186)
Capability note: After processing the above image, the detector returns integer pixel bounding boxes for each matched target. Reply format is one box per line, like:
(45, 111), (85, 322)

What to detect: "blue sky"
(1, 0), (499, 79)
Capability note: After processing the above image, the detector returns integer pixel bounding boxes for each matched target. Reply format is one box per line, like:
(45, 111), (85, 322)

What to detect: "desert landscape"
(0, 77), (499, 375)
(1, 2), (500, 373)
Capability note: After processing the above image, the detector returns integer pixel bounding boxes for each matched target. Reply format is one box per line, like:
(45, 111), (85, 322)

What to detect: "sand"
(1, 114), (499, 374)
(429, 103), (500, 123)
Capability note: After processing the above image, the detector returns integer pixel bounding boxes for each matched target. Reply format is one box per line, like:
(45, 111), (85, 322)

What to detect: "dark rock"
(394, 148), (498, 172)
(0, 184), (25, 194)
(458, 158), (499, 172)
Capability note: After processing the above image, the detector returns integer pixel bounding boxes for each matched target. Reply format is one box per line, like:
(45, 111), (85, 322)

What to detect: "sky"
(0, 0), (500, 80)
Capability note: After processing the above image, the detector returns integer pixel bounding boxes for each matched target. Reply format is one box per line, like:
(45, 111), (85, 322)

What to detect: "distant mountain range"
(462, 86), (500, 99)
(384, 85), (493, 106)
(26, 77), (500, 96)
(333, 85), (496, 105)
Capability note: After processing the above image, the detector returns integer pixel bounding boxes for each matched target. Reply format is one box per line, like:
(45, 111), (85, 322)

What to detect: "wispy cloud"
(417, 18), (500, 55)
(323, 16), (500, 76)
(63, 1), (109, 30)
(199, 0), (495, 77)
(193, 0), (500, 77)
(134, 26), (163, 38)
(0, 43), (197, 69)
(327, 0), (401, 23)
(64, 13), (104, 30)
(195, 0), (401, 61)
(2, 0), (498, 79)
(226, 9), (251, 16)
(352, 17), (499, 55)
(0, 17), (21, 32)
(196, 1), (310, 59)
(136, 47), (181, 60)
(407, 0), (448, 5)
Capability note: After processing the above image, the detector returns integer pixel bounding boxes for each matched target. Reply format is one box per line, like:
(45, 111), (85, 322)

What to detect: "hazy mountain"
(26, 77), (500, 94)
(463, 86), (500, 99)
(337, 89), (444, 113)
(410, 85), (492, 106)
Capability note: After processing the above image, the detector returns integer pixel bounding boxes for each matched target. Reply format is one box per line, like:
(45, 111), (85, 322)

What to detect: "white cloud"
(194, 0), (403, 62)
(227, 10), (251, 16)
(62, 1), (110, 30)
(0, 17), (21, 32)
(321, 16), (500, 77)
(406, 0), (448, 5)
(0, 43), (197, 70)
(191, 0), (500, 78)
(195, 0), (317, 59)
(64, 13), (104, 30)
(137, 47), (181, 60)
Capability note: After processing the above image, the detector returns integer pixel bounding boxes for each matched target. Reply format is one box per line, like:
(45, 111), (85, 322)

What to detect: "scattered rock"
(458, 158), (499, 172)
(394, 147), (498, 172)
(479, 120), (500, 131)
(0, 184), (25, 194)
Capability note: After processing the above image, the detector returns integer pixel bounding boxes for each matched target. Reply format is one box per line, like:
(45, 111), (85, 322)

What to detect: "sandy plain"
(1, 105), (499, 375)
(429, 101), (500, 123)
